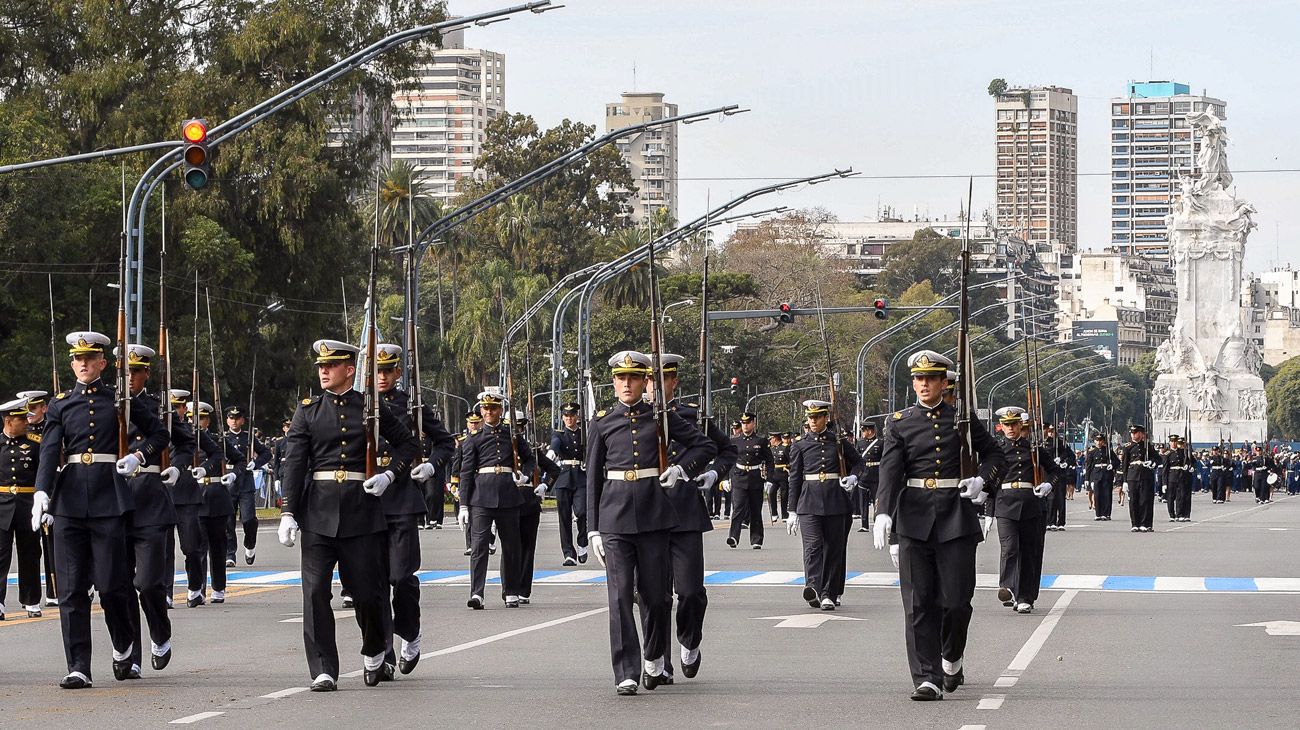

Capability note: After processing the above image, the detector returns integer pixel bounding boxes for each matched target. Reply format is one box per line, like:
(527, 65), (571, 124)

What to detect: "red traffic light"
(730, 377), (740, 385)
(873, 297), (888, 320)
(182, 119), (208, 144)
(777, 302), (794, 323)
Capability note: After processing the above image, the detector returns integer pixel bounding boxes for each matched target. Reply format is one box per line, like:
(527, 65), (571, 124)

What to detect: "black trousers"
(0, 508), (43, 608)
(1047, 486), (1067, 527)
(898, 533), (977, 688)
(422, 480), (444, 525)
(1166, 478), (1179, 518)
(299, 529), (391, 679)
(173, 504), (205, 593)
(468, 506), (521, 599)
(997, 514), (1044, 604)
(638, 529), (707, 678)
(518, 508), (540, 598)
(709, 484), (731, 516)
(1092, 474), (1114, 517)
(855, 483), (875, 528)
(198, 514), (228, 592)
(127, 522), (173, 665)
(1210, 470), (1227, 501)
(52, 515), (135, 678)
(1168, 477), (1191, 519)
(385, 514), (422, 658)
(728, 486), (765, 545)
(769, 476), (790, 520)
(798, 513), (850, 600)
(226, 490), (258, 560)
(603, 530), (671, 685)
(1129, 483), (1154, 529)
(1253, 474), (1271, 502)
(555, 487), (588, 560)
(43, 528), (58, 601)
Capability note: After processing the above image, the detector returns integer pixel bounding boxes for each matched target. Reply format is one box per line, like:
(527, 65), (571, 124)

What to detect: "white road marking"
(260, 687), (308, 699)
(752, 614), (869, 629)
(958, 725), (987, 730)
(977, 695), (1005, 710)
(1235, 620), (1300, 636)
(993, 676), (1017, 688)
(1168, 495), (1293, 531)
(427, 607), (607, 657)
(1005, 589), (1077, 674)
(170, 712), (224, 724)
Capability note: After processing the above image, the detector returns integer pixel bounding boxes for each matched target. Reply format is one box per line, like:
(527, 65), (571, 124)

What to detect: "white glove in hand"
(220, 472), (237, 487)
(533, 482), (548, 498)
(512, 470), (530, 486)
(274, 479), (282, 491)
(161, 466), (180, 486)
(363, 470), (394, 497)
(872, 514), (893, 551)
(115, 453), (142, 475)
(1122, 482), (1130, 498)
(190, 466), (207, 481)
(763, 481), (774, 496)
(277, 514), (299, 547)
(31, 491), (51, 532)
(786, 514), (798, 536)
(839, 474), (859, 492)
(980, 514), (993, 538)
(588, 532), (606, 567)
(246, 460), (256, 471)
(970, 490), (989, 506)
(696, 470), (719, 492)
(410, 462), (436, 482)
(889, 543), (900, 570)
(545, 449), (558, 463)
(958, 475), (985, 500)
(721, 479), (731, 493)
(659, 464), (686, 489)
(1033, 481), (1053, 498)
(457, 507), (470, 529)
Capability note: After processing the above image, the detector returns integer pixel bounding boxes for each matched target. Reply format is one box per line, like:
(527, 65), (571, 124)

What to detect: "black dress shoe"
(112, 659), (133, 681)
(187, 595), (205, 608)
(398, 654), (419, 675)
(682, 649), (702, 679)
(504, 598), (520, 608)
(151, 648), (172, 671)
(489, 545), (497, 555)
(802, 585), (817, 605)
(616, 683), (638, 696)
(310, 676), (337, 692)
(577, 551), (588, 564)
(467, 595), (484, 610)
(997, 587), (1014, 606)
(910, 684), (943, 701)
(726, 537), (737, 548)
(27, 608), (42, 618)
(59, 674), (91, 689)
(642, 669), (666, 691)
(942, 669), (964, 693)
(363, 668), (383, 687)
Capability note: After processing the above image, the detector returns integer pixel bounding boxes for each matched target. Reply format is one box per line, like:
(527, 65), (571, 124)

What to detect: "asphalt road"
(3, 491), (1298, 729)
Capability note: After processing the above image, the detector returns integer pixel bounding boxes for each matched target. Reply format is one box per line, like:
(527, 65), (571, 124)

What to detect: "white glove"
(970, 490), (988, 506)
(274, 479), (281, 491)
(588, 532), (606, 567)
(363, 470), (394, 497)
(457, 507), (470, 529)
(1122, 482), (1130, 498)
(958, 475), (985, 500)
(980, 514), (993, 538)
(220, 472), (237, 487)
(721, 479), (732, 493)
(659, 464), (686, 489)
(696, 469), (719, 492)
(889, 543), (900, 569)
(873, 514), (893, 551)
(763, 481), (773, 496)
(190, 466), (207, 481)
(786, 514), (799, 535)
(161, 466), (180, 486)
(512, 470), (530, 486)
(839, 474), (859, 492)
(1033, 481), (1053, 498)
(263, 463), (274, 474)
(533, 482), (548, 498)
(277, 514), (299, 547)
(246, 460), (256, 471)
(115, 453), (142, 475)
(545, 449), (558, 462)
(31, 491), (52, 532)
(410, 462), (436, 482)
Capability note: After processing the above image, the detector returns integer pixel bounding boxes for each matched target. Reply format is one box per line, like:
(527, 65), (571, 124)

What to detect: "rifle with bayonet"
(646, 227), (670, 475)
(157, 190), (171, 469)
(957, 178), (980, 483)
(403, 199), (429, 476)
(363, 177), (380, 481)
(116, 174), (130, 462)
(191, 273), (201, 470)
(813, 281), (848, 478)
(205, 288), (229, 475)
(697, 253), (710, 432)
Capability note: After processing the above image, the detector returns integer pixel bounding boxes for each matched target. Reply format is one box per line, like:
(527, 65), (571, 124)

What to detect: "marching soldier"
(786, 399), (862, 610)
(726, 412), (773, 549)
(278, 339), (418, 690)
(768, 432), (790, 524)
(1162, 435), (1195, 522)
(1208, 445), (1228, 503)
(855, 422), (882, 532)
(1043, 424), (1074, 531)
(374, 344), (456, 674)
(1084, 433), (1120, 520)
(1247, 445), (1275, 504)
(1120, 425), (1161, 532)
(586, 351), (715, 695)
(991, 407), (1064, 614)
(19, 389), (58, 607)
(191, 401), (234, 605)
(223, 406), (270, 566)
(458, 392), (534, 610)
(449, 412), (491, 556)
(549, 402), (588, 565)
(166, 392), (220, 609)
(1, 397), (44, 619)
(514, 412), (558, 604)
(272, 419), (291, 507)
(873, 350), (1005, 700)
(34, 331), (170, 689)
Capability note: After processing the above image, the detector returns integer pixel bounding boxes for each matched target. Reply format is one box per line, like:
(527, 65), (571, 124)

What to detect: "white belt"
(1169, 465), (1191, 471)
(65, 453), (118, 466)
(735, 464), (763, 472)
(1211, 465), (1225, 470)
(1003, 481), (1031, 489)
(311, 470), (366, 483)
(864, 461), (881, 467)
(477, 466), (514, 475)
(906, 477), (960, 489)
(803, 472), (842, 482)
(130, 466), (161, 475)
(559, 460), (582, 467)
(1093, 464), (1113, 470)
(606, 467), (660, 481)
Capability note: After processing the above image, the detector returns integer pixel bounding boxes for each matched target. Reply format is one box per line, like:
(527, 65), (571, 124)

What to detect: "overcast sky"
(466, 0), (1299, 274)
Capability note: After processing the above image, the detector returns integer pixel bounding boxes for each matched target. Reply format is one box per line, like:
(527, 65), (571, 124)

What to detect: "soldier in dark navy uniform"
(458, 391), (534, 610)
(768, 432), (790, 523)
(372, 344), (455, 673)
(34, 331), (170, 689)
(1, 397), (44, 619)
(1042, 424), (1075, 531)
(1162, 434), (1196, 521)
(1120, 425), (1161, 532)
(19, 389), (59, 607)
(449, 413), (491, 556)
(190, 401), (234, 605)
(165, 392), (219, 609)
(1207, 445), (1228, 503)
(786, 399), (863, 610)
(991, 407), (1064, 614)
(726, 412), (774, 549)
(586, 351), (715, 696)
(1084, 433), (1120, 520)
(277, 339), (418, 691)
(513, 412), (557, 604)
(223, 405), (270, 566)
(854, 422), (882, 532)
(873, 350), (1005, 701)
(549, 402), (588, 565)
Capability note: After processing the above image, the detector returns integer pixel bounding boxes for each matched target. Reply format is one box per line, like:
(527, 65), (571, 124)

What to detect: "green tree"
(877, 228), (962, 298)
(1266, 356), (1300, 439)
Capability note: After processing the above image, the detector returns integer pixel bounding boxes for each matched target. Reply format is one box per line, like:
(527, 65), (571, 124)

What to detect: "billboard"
(1072, 320), (1118, 362)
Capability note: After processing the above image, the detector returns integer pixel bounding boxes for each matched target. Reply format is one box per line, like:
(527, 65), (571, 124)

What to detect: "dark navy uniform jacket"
(223, 428), (271, 495)
(0, 430), (41, 528)
(771, 443), (791, 482)
(280, 389), (418, 538)
(458, 421), (536, 510)
(876, 401), (1005, 543)
(1161, 448), (1197, 487)
(854, 436), (883, 486)
(1084, 445), (1120, 483)
(520, 441), (561, 517)
(664, 399), (735, 534)
(377, 387), (456, 517)
(585, 399), (716, 535)
(169, 417), (218, 507)
(550, 426), (585, 491)
(788, 426), (863, 517)
(1120, 440), (1161, 487)
(197, 428), (232, 517)
(125, 389), (196, 527)
(36, 379), (170, 519)
(992, 434), (1065, 521)
(729, 431), (774, 490)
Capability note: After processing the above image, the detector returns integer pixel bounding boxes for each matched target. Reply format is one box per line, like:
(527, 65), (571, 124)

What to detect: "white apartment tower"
(1109, 81), (1226, 257)
(994, 86), (1078, 254)
(606, 92), (678, 222)
(390, 28), (505, 204)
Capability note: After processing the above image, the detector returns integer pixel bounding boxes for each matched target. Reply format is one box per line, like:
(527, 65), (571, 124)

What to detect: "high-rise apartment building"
(1109, 81), (1226, 257)
(606, 92), (678, 222)
(390, 27), (505, 204)
(994, 85), (1078, 253)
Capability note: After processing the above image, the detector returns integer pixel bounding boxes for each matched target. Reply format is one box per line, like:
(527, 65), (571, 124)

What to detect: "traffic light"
(730, 376), (739, 395)
(777, 302), (794, 324)
(181, 118), (212, 190)
(873, 297), (888, 320)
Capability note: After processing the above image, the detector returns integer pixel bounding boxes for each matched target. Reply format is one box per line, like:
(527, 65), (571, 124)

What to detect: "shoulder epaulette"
(56, 391), (69, 400)
(596, 409), (608, 418)
(302, 394), (321, 406)
(686, 402), (699, 408)
(893, 410), (903, 420)
(26, 433), (41, 444)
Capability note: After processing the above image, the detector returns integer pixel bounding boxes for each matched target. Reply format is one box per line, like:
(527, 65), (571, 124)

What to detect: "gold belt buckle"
(7, 486), (15, 494)
(81, 452), (93, 465)
(924, 477), (937, 489)
(378, 456), (391, 467)
(624, 469), (638, 481)
(334, 468), (347, 483)
(818, 472), (827, 481)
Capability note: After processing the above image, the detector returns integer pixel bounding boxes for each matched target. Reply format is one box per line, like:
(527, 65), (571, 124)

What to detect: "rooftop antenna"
(632, 61), (637, 92)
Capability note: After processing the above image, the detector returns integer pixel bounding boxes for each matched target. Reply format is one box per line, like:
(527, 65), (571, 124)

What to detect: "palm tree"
(364, 160), (444, 250)
(598, 226), (656, 309)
